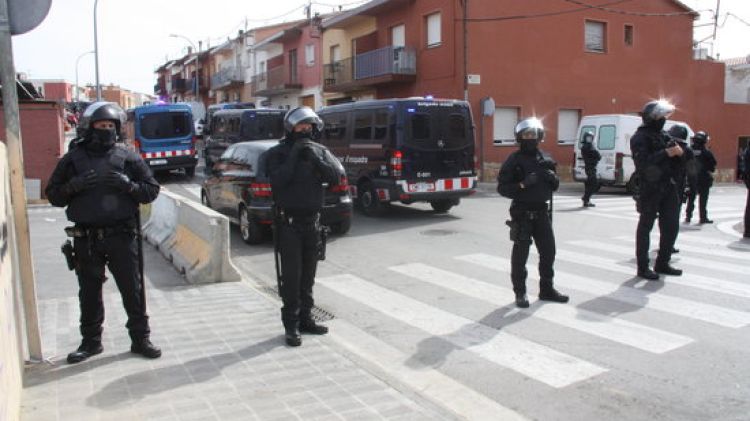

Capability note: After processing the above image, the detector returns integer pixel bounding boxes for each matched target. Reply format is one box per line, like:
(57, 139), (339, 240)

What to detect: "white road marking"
(318, 274), (607, 388)
(390, 263), (693, 354)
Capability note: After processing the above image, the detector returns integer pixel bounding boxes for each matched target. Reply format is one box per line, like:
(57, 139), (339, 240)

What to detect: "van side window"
(579, 125), (596, 148)
(354, 111), (373, 142)
(373, 110), (390, 141)
(597, 125), (616, 150)
(322, 112), (348, 146)
(411, 113), (431, 140)
(216, 117), (226, 134)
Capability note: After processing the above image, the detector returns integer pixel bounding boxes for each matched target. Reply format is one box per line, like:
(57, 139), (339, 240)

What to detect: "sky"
(10, 0), (750, 96)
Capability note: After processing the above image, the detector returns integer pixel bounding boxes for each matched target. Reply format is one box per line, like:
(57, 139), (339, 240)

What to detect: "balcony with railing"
(211, 66), (244, 90)
(252, 65), (303, 97)
(323, 45), (416, 92)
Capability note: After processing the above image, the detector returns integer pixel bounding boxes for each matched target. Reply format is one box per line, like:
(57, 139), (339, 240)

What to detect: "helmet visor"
(648, 100), (675, 121)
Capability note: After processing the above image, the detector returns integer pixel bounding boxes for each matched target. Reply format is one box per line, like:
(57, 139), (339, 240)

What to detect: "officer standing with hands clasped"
(685, 131), (717, 224)
(45, 102), (162, 363)
(630, 100), (683, 280)
(497, 117), (569, 308)
(580, 131), (601, 207)
(265, 106), (343, 346)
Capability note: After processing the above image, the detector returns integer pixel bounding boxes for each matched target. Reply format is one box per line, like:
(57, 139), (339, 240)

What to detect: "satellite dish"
(7, 0), (52, 35)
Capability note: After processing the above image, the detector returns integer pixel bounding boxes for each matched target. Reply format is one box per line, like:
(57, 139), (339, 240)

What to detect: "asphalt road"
(161, 169), (750, 421)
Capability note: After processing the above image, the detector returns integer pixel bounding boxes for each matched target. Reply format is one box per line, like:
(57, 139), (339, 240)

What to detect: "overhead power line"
(561, 0), (710, 17)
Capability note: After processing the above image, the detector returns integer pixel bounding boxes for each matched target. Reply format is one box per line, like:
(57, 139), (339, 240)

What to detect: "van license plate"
(408, 182), (435, 193)
(149, 159), (167, 166)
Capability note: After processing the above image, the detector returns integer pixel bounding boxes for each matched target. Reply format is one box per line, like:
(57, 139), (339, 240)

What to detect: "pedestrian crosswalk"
(315, 205), (750, 396)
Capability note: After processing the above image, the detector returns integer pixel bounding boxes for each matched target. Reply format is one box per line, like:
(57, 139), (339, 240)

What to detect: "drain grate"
(256, 283), (335, 322)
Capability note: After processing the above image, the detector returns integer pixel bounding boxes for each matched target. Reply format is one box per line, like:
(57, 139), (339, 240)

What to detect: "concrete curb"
(143, 189), (241, 283)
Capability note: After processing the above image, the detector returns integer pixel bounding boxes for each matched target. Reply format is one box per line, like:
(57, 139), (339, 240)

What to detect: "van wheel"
(430, 199), (456, 213)
(185, 166), (195, 178)
(330, 218), (351, 235)
(359, 182), (385, 217)
(200, 190), (211, 208)
(240, 206), (264, 244)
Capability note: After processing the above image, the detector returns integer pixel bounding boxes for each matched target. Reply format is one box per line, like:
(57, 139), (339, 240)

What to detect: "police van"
(572, 114), (693, 192)
(203, 108), (286, 170)
(124, 103), (198, 177)
(317, 98), (477, 215)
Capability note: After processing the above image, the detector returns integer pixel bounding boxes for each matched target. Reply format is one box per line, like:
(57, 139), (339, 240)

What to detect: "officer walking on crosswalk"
(497, 117), (569, 308)
(580, 131), (601, 207)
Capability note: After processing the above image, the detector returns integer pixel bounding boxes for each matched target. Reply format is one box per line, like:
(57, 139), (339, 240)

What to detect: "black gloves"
(522, 172), (538, 188)
(103, 170), (135, 193)
(544, 169), (560, 191)
(66, 169), (97, 194)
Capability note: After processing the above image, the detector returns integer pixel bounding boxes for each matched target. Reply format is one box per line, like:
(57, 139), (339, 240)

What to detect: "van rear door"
(138, 109), (193, 150)
(401, 101), (475, 180)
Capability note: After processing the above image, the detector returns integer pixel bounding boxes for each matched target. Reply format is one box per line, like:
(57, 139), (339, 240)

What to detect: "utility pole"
(0, 0), (43, 361)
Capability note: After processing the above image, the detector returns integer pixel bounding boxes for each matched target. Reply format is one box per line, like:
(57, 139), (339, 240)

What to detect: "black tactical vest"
(66, 146), (138, 226)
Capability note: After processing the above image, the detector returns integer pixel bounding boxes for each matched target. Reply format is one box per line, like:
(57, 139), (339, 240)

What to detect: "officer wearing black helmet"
(497, 117), (569, 308)
(630, 100), (683, 280)
(685, 131), (717, 224)
(45, 102), (162, 363)
(265, 106), (342, 346)
(580, 131), (601, 207)
(743, 145), (750, 238)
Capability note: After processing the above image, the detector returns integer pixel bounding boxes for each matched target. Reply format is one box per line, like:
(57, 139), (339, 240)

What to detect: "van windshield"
(405, 103), (472, 150)
(241, 113), (285, 140)
(140, 112), (192, 139)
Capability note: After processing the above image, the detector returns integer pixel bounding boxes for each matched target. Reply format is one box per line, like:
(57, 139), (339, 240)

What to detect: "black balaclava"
(646, 117), (667, 132)
(288, 126), (313, 142)
(519, 139), (539, 155)
(86, 126), (117, 153)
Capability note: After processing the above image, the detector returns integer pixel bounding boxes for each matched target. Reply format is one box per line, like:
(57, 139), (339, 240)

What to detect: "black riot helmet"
(283, 106), (324, 138)
(76, 101), (126, 140)
(667, 124), (689, 143)
(582, 131), (594, 144)
(640, 99), (675, 129)
(691, 131), (709, 147)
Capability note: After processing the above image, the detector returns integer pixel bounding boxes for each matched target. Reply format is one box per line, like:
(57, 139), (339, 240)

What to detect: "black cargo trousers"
(73, 225), (149, 344)
(582, 166), (599, 203)
(635, 182), (680, 270)
(278, 214), (320, 328)
(509, 204), (556, 295)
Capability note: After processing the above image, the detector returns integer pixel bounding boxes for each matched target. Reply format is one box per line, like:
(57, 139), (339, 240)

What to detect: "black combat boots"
(538, 288), (570, 303)
(637, 267), (659, 280)
(514, 293), (530, 308)
(285, 324), (302, 347)
(67, 340), (104, 364)
(299, 318), (329, 335)
(131, 338), (162, 359)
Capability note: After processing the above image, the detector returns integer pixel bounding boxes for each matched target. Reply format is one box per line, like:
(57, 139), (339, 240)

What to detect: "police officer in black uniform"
(497, 117), (569, 308)
(265, 106), (342, 346)
(580, 131), (601, 207)
(685, 131), (717, 224)
(46, 102), (162, 363)
(630, 100), (684, 280)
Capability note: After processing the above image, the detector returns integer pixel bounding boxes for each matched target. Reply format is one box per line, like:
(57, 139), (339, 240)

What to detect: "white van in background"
(572, 114), (693, 191)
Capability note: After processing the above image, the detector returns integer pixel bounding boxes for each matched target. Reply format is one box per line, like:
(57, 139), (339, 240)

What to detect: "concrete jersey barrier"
(143, 189), (241, 283)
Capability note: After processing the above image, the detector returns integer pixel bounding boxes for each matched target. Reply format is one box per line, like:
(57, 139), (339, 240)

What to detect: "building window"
(305, 44), (315, 66)
(426, 12), (441, 48)
(624, 24), (633, 46)
(392, 24), (405, 47)
(493, 107), (519, 146)
(558, 109), (581, 145)
(330, 45), (341, 63)
(585, 20), (606, 52)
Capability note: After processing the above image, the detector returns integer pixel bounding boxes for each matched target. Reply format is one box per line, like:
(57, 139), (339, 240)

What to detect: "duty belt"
(278, 212), (320, 226)
(65, 224), (136, 240)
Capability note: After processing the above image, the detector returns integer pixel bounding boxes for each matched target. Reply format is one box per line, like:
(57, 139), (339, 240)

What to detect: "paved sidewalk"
(22, 205), (450, 421)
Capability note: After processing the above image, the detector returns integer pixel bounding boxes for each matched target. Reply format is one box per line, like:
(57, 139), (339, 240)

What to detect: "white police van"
(572, 114), (694, 191)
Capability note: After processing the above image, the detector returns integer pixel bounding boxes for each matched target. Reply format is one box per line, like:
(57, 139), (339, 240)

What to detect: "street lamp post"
(169, 33), (199, 98)
(75, 50), (95, 102)
(93, 0), (101, 100)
